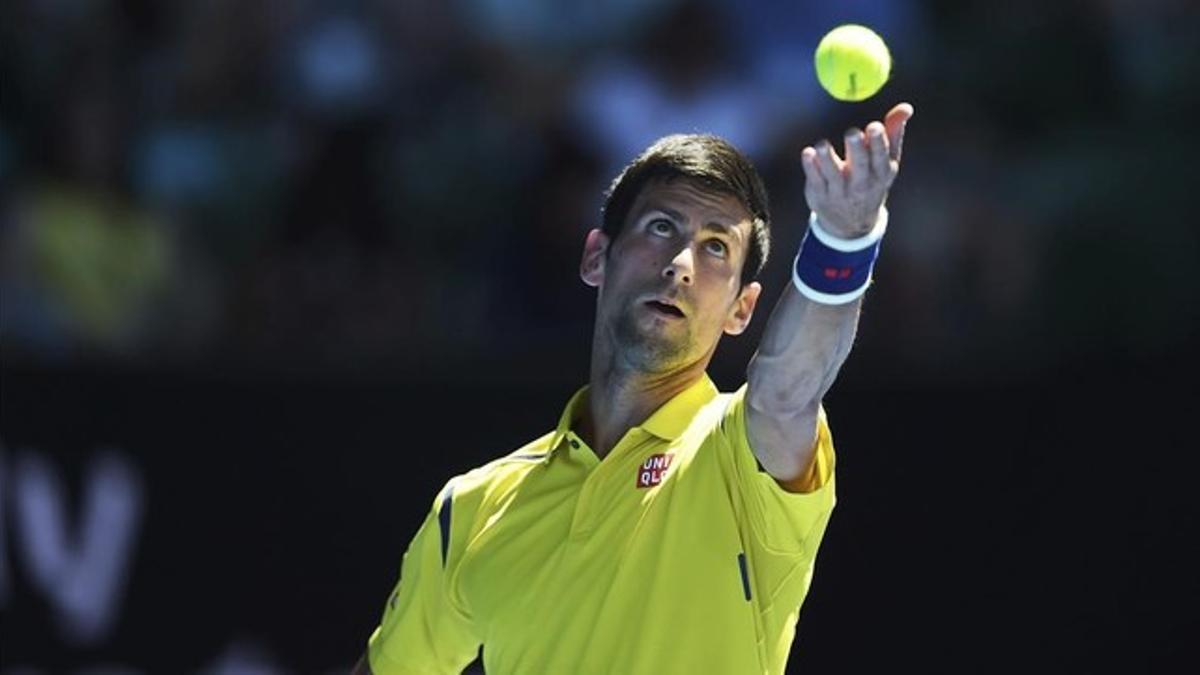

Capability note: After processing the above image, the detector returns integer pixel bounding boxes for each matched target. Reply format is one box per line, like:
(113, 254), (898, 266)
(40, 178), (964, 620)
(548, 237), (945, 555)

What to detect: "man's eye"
(649, 219), (673, 235)
(705, 239), (728, 257)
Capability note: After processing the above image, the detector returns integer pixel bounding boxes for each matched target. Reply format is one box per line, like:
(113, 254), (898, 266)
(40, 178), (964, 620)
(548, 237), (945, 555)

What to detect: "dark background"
(2, 0), (1197, 672)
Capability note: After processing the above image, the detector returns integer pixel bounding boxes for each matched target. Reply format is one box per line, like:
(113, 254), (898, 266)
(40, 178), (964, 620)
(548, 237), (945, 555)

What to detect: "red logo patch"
(636, 453), (674, 488)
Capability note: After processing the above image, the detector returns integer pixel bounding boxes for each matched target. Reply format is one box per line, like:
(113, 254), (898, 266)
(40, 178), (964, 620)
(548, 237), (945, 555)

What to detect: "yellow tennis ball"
(814, 24), (892, 102)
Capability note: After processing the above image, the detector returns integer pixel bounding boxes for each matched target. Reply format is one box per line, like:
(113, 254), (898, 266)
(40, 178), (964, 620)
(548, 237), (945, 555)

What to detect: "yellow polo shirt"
(367, 374), (836, 674)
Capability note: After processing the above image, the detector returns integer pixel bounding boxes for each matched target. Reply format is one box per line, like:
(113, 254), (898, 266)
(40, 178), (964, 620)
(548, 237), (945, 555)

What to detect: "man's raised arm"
(746, 103), (913, 491)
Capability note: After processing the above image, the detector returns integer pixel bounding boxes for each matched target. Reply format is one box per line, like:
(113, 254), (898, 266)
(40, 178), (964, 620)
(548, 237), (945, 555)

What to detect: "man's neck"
(578, 346), (709, 459)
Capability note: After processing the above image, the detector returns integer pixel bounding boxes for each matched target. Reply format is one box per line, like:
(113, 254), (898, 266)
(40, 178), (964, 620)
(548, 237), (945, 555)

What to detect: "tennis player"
(354, 103), (914, 674)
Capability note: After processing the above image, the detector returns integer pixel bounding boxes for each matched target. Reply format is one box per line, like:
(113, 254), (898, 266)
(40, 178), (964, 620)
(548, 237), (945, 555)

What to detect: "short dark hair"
(601, 134), (771, 286)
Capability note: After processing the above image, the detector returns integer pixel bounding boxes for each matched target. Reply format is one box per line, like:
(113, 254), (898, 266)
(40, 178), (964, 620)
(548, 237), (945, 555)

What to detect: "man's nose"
(663, 245), (694, 285)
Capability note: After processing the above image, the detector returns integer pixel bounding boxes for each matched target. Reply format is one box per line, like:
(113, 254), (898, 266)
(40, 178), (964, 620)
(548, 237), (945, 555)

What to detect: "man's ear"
(580, 228), (609, 288)
(724, 281), (761, 336)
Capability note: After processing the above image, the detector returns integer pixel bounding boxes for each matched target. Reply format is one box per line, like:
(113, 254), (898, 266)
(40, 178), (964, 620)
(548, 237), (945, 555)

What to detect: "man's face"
(581, 177), (762, 374)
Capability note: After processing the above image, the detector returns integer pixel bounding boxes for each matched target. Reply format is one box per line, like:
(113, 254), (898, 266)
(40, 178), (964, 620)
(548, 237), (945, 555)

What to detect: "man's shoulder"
(683, 385), (745, 438)
(440, 430), (557, 507)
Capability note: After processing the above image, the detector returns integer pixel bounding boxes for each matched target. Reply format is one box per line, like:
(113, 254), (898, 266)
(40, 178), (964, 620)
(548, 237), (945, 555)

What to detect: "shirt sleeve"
(715, 384), (837, 557)
(367, 482), (481, 674)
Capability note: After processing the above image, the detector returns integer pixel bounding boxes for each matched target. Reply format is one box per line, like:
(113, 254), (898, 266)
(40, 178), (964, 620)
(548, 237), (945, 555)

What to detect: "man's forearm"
(745, 281), (862, 481)
(748, 282), (861, 413)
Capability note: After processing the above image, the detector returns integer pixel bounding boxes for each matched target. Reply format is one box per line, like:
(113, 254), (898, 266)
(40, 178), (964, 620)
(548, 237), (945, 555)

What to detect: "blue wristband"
(792, 208), (888, 305)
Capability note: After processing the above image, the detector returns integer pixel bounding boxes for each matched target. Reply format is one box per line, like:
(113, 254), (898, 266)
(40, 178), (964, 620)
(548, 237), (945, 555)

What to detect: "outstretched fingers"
(801, 146), (826, 204)
(813, 140), (845, 200)
(843, 127), (871, 193)
(884, 102), (914, 164)
(866, 122), (890, 180)
(802, 103), (914, 225)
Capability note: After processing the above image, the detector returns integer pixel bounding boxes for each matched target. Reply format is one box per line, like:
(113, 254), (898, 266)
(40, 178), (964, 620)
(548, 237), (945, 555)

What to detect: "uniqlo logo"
(636, 453), (674, 488)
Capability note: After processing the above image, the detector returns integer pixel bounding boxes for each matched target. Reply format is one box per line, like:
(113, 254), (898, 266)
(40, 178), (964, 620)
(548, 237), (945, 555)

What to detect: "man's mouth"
(645, 300), (685, 318)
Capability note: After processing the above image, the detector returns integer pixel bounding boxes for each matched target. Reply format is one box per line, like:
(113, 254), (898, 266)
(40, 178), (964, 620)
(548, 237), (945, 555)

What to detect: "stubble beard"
(611, 305), (692, 374)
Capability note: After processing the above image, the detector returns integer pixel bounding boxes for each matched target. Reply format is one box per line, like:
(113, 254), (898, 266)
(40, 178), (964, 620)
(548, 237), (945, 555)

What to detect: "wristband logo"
(823, 267), (854, 279)
(636, 453), (675, 488)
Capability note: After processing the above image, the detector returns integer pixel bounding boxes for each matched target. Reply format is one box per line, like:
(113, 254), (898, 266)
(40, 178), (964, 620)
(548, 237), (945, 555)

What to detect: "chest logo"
(636, 453), (675, 488)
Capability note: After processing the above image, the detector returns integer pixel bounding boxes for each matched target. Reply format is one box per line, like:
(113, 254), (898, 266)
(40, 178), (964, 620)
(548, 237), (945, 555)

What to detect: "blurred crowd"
(1, 0), (1196, 382)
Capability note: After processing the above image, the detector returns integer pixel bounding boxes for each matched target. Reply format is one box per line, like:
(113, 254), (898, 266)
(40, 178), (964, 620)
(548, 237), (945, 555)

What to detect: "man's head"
(580, 134), (771, 374)
(601, 134), (771, 287)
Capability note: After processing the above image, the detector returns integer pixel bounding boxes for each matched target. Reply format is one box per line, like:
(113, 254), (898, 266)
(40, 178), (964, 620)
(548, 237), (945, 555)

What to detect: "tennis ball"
(814, 24), (891, 102)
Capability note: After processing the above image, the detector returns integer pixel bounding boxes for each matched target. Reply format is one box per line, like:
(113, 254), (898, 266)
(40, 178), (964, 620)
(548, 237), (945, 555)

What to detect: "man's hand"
(801, 102), (914, 238)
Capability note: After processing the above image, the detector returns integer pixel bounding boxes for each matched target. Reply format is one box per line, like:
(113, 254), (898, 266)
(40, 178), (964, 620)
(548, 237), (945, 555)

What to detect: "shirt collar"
(547, 374), (719, 457)
(547, 385), (590, 456)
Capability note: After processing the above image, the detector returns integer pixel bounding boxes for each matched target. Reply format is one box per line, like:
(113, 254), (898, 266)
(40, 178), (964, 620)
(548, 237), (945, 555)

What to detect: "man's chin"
(620, 334), (691, 371)
(611, 314), (692, 366)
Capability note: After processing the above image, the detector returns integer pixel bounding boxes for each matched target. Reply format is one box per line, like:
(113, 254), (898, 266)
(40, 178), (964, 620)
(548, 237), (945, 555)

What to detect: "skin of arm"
(746, 103), (913, 491)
